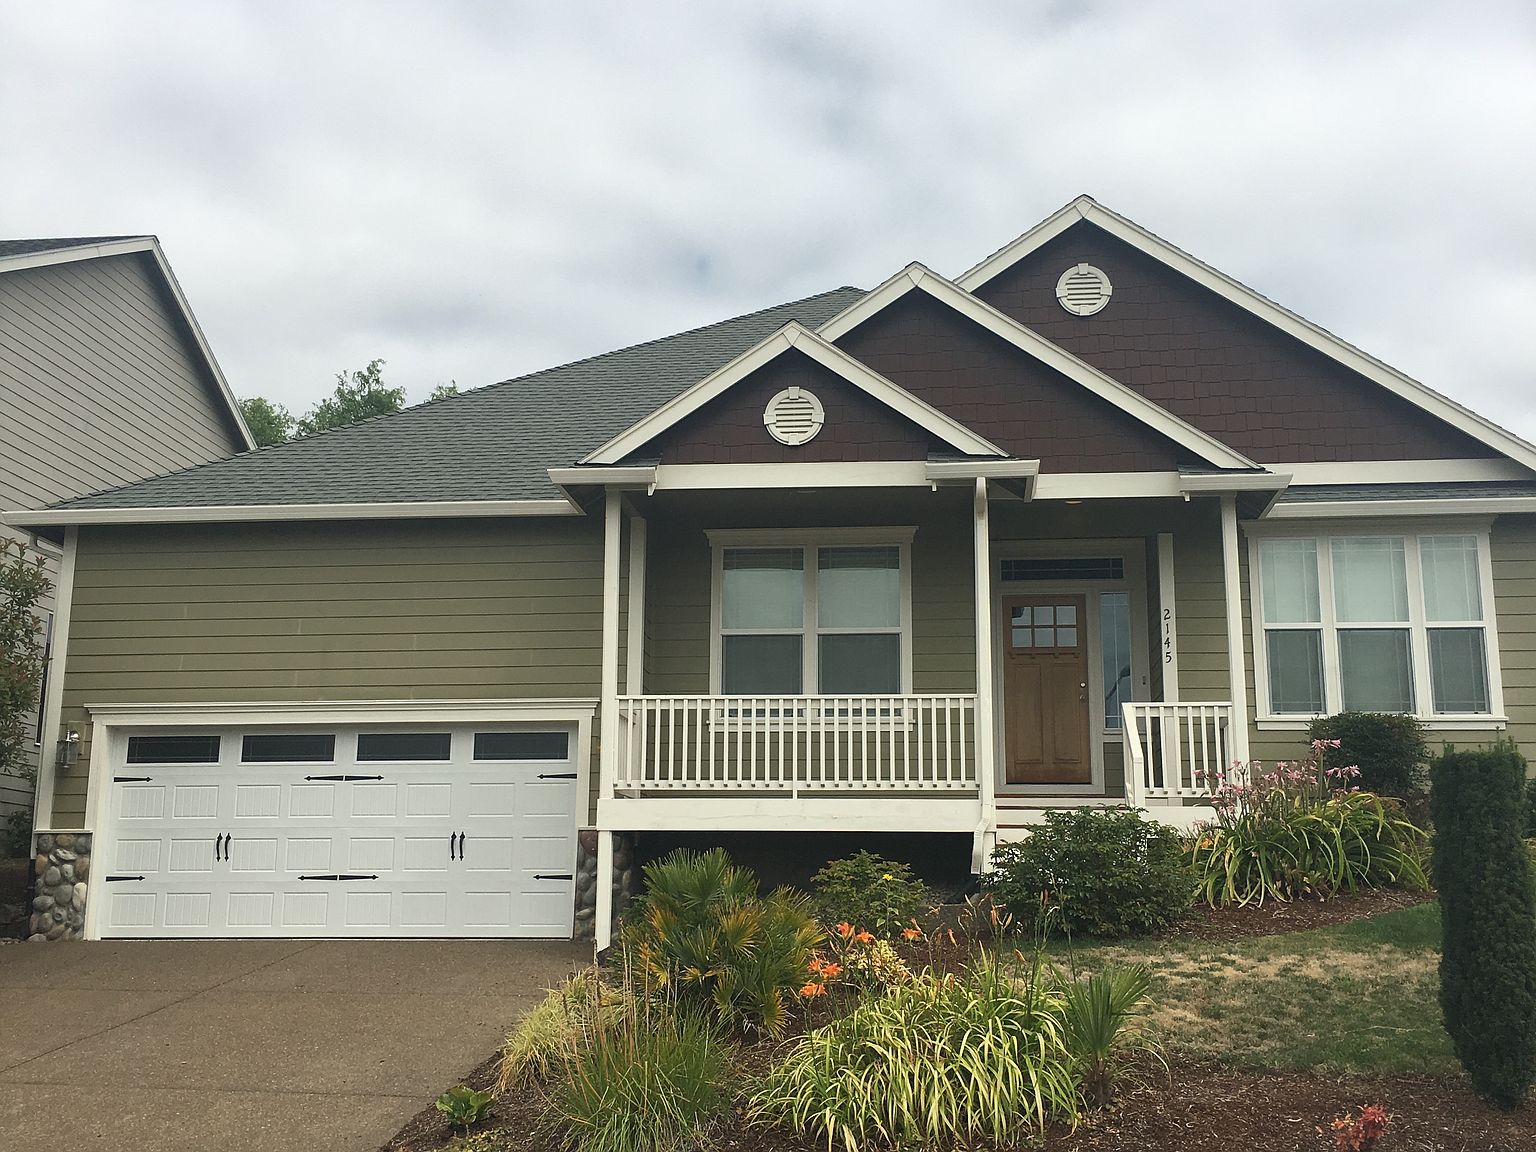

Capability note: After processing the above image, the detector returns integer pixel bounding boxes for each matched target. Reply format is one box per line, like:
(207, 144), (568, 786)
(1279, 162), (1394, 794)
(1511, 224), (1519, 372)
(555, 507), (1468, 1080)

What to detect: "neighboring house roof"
(0, 235), (255, 452)
(27, 287), (866, 516)
(958, 195), (1536, 473)
(1267, 481), (1536, 518)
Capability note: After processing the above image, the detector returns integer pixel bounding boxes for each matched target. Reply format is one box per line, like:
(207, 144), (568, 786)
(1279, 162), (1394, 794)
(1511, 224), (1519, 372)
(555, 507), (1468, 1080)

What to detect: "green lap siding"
(52, 518), (604, 827)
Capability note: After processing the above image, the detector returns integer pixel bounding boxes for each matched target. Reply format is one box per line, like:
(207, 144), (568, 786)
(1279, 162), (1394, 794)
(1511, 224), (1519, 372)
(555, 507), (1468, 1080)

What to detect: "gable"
(627, 348), (938, 465)
(971, 221), (1500, 464)
(834, 290), (1193, 473)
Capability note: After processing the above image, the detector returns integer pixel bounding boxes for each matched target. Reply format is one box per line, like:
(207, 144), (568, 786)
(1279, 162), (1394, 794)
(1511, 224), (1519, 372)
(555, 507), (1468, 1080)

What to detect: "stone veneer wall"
(574, 829), (636, 943)
(29, 831), (92, 942)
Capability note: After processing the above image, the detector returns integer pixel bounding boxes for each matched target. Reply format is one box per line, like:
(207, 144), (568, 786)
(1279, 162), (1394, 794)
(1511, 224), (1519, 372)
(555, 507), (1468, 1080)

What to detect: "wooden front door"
(1003, 595), (1092, 785)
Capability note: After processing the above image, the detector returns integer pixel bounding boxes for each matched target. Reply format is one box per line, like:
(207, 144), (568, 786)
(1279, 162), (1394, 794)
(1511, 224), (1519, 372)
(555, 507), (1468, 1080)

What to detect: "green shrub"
(982, 808), (1192, 938)
(1308, 712), (1427, 801)
(750, 955), (1079, 1151)
(622, 848), (822, 1036)
(3, 808), (30, 859)
(497, 969), (633, 1093)
(435, 1084), (493, 1133)
(553, 1001), (729, 1152)
(809, 850), (928, 937)
(1431, 742), (1536, 1107)
(1058, 963), (1159, 1108)
(1524, 776), (1536, 838)
(1188, 745), (1429, 907)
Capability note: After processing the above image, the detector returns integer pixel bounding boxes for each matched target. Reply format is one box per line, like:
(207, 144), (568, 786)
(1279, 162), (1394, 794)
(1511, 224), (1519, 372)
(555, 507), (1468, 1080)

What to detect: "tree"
(295, 358), (406, 437)
(239, 396), (295, 447)
(1431, 742), (1536, 1107)
(1, 538), (52, 782)
(428, 382), (459, 401)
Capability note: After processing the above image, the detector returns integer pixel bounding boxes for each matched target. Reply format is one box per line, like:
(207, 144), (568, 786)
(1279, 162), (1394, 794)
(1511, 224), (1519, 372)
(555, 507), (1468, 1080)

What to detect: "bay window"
(714, 532), (910, 695)
(1254, 530), (1499, 720)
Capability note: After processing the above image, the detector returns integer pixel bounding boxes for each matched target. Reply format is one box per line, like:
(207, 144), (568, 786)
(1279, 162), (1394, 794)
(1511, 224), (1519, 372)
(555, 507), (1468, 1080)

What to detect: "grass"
(1052, 903), (1452, 1075)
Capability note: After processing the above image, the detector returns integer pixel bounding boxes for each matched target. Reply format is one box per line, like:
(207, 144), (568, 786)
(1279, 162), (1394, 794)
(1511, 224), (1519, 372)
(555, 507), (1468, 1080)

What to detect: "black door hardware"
(449, 832), (458, 861)
(534, 873), (574, 881)
(105, 875), (145, 882)
(113, 776), (153, 783)
(456, 832), (465, 858)
(214, 833), (226, 861)
(537, 772), (578, 780)
(297, 874), (380, 881)
(303, 774), (386, 782)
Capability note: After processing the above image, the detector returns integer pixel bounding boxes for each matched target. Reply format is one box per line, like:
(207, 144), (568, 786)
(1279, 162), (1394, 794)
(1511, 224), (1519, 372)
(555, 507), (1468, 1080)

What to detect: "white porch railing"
(614, 694), (979, 794)
(1120, 701), (1232, 808)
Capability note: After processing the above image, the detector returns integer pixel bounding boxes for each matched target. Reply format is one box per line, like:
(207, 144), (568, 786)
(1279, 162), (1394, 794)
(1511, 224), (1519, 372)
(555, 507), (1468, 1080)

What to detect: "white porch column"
(599, 488), (622, 808)
(32, 525), (78, 833)
(1219, 496), (1251, 763)
(625, 510), (647, 695)
(594, 830), (614, 954)
(971, 477), (996, 869)
(1156, 531), (1179, 701)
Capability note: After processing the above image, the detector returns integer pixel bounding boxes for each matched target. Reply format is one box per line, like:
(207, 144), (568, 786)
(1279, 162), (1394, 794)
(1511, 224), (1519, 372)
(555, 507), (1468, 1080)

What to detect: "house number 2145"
(1162, 607), (1175, 664)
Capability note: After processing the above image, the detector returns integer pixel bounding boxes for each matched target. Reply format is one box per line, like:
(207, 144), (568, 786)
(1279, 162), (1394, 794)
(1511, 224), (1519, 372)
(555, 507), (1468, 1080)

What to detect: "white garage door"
(97, 724), (579, 939)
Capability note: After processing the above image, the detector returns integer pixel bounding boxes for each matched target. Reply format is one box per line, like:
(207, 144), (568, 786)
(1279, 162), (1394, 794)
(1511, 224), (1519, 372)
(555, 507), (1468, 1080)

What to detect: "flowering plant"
(800, 921), (913, 999)
(1328, 1104), (1389, 1151)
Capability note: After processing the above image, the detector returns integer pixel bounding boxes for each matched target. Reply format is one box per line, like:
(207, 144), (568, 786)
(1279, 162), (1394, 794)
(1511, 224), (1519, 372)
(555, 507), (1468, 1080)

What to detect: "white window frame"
(706, 527), (915, 695)
(1247, 520), (1506, 729)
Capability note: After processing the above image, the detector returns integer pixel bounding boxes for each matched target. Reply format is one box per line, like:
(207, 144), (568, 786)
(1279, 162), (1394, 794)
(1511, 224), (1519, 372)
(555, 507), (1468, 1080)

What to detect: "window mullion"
(1404, 537), (1432, 714)
(1318, 537), (1343, 715)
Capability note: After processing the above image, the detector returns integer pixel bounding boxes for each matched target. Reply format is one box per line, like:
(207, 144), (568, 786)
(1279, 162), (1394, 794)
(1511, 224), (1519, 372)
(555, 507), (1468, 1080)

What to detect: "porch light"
(55, 729), (80, 770)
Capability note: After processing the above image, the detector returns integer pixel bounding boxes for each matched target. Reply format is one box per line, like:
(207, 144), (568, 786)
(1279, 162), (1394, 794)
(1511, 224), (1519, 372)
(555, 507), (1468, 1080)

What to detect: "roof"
(0, 236), (146, 259)
(43, 287), (866, 511)
(1275, 481), (1536, 504)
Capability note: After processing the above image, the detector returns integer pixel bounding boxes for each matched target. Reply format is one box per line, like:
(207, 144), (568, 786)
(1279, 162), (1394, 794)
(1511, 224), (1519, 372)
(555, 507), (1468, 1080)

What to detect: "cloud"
(1, 0), (1532, 439)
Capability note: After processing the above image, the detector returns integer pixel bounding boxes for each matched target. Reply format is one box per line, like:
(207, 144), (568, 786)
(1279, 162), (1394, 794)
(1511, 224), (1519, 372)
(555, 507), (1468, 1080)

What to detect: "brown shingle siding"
(974, 222), (1496, 463)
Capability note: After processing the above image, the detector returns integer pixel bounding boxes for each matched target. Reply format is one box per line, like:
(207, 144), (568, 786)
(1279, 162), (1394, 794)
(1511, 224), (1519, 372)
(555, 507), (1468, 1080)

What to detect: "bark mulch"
(1155, 885), (1437, 945)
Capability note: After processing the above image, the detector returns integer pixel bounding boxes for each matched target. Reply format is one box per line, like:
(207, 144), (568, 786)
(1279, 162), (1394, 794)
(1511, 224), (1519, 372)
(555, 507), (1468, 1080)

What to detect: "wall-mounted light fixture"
(55, 729), (80, 770)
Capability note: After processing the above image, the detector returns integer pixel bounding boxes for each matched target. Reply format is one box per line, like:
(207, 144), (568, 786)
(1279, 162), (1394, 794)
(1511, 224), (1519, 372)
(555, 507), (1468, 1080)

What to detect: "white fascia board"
(1178, 471), (1291, 494)
(1273, 459), (1536, 483)
(958, 196), (1536, 473)
(653, 460), (933, 490)
(1264, 497), (1536, 520)
(1032, 472), (1186, 500)
(584, 320), (1006, 464)
(547, 465), (658, 502)
(84, 698), (599, 727)
(0, 237), (256, 451)
(925, 459), (1041, 481)
(3, 497), (581, 528)
(818, 262), (1257, 472)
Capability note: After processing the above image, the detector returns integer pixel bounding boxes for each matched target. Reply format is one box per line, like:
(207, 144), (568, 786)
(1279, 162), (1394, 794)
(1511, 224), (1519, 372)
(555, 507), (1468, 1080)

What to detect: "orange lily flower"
(834, 922), (855, 938)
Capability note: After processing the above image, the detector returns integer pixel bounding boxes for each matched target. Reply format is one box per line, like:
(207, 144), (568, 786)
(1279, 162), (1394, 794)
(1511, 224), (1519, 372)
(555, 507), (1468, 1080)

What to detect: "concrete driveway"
(0, 937), (589, 1150)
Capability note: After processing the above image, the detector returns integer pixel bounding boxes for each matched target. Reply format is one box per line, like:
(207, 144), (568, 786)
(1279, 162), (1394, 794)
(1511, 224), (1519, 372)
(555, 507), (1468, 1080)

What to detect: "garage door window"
(126, 734), (221, 764)
(473, 731), (570, 760)
(356, 732), (452, 761)
(241, 734), (336, 763)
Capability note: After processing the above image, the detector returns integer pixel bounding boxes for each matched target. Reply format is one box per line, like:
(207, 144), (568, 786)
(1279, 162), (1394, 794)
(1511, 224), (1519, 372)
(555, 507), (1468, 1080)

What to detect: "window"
(1100, 592), (1132, 729)
(474, 731), (571, 761)
(356, 732), (451, 761)
(127, 734), (222, 764)
(715, 535), (908, 694)
(1254, 532), (1497, 719)
(240, 733), (336, 763)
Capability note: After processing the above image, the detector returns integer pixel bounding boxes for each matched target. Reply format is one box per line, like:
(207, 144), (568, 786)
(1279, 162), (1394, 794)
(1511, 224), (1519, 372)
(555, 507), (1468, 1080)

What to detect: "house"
(0, 237), (252, 824)
(7, 196), (1535, 948)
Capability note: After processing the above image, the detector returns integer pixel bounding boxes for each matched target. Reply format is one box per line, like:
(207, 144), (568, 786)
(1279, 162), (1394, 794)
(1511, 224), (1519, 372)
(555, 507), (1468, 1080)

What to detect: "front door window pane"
(1429, 629), (1490, 713)
(818, 547), (900, 628)
(1420, 536), (1483, 621)
(1100, 592), (1131, 729)
(819, 634), (901, 693)
(1331, 538), (1409, 623)
(722, 635), (802, 693)
(1259, 538), (1320, 623)
(1338, 629), (1414, 712)
(1267, 630), (1324, 714)
(722, 549), (803, 629)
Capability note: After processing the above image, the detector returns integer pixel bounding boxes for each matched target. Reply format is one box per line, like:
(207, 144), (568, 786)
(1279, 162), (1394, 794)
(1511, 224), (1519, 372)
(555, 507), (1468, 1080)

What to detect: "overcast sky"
(2, 1), (1533, 438)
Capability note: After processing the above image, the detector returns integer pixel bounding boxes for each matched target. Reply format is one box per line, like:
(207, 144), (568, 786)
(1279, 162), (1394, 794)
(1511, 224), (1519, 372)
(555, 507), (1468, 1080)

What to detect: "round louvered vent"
(763, 387), (825, 446)
(1055, 263), (1113, 316)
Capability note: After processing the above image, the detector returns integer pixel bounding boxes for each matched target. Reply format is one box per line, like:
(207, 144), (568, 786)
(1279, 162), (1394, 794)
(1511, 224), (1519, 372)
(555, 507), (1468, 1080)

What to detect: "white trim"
(548, 466), (657, 496)
(1275, 460), (1534, 484)
(595, 830), (614, 952)
(707, 529), (915, 696)
(958, 195), (1536, 473)
(599, 491), (623, 812)
(816, 263), (1258, 471)
(4, 498), (581, 528)
(1246, 524), (1506, 726)
(972, 478), (997, 867)
(1032, 472), (1187, 500)
(1267, 497), (1536, 520)
(584, 320), (1007, 464)
(1220, 496), (1251, 762)
(654, 461), (932, 491)
(1178, 472), (1290, 494)
(1157, 532), (1179, 700)
(0, 237), (255, 451)
(599, 796), (982, 832)
(626, 513), (647, 695)
(31, 526), (77, 829)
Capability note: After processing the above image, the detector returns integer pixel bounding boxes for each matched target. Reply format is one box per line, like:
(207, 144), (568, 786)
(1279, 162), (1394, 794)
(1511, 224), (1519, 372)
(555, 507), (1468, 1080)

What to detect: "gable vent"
(763, 387), (825, 446)
(1055, 263), (1113, 316)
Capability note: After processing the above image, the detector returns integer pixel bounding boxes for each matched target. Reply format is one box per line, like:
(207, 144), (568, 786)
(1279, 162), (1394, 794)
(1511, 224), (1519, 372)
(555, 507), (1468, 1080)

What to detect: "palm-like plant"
(1058, 963), (1160, 1107)
(623, 848), (822, 1036)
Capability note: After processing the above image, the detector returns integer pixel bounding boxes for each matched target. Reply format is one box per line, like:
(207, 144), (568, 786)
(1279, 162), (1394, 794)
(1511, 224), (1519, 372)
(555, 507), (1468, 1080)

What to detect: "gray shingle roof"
(55, 286), (866, 510)
(1275, 481), (1536, 503)
(0, 236), (147, 260)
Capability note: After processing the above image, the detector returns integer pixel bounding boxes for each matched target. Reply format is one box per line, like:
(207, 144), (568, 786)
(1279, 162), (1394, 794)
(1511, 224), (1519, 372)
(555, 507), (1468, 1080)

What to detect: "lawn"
(1056, 902), (1451, 1075)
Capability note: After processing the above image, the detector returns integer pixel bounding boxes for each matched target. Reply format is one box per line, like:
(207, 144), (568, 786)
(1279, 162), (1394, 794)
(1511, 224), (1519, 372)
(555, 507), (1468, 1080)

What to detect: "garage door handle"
(215, 833), (226, 861)
(537, 772), (577, 780)
(456, 832), (465, 859)
(534, 873), (574, 881)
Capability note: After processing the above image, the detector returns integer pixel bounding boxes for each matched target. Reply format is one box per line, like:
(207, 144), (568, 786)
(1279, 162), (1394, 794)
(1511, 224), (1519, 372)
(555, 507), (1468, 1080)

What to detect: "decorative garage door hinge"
(105, 875), (146, 882)
(113, 776), (153, 783)
(296, 874), (380, 881)
(302, 774), (385, 782)
(537, 772), (577, 780)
